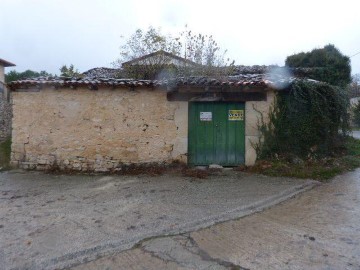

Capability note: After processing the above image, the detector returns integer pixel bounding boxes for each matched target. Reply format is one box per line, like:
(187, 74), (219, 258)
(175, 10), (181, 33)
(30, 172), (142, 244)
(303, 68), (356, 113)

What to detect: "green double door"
(188, 102), (245, 166)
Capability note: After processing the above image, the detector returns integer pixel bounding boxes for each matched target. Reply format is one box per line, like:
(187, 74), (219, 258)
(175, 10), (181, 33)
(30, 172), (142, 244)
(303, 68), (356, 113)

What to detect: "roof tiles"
(8, 73), (296, 91)
(8, 64), (309, 91)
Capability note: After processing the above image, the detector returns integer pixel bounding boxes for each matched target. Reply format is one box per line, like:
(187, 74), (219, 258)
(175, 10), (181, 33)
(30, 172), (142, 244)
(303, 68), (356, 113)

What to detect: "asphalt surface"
(72, 169), (360, 270)
(0, 170), (316, 270)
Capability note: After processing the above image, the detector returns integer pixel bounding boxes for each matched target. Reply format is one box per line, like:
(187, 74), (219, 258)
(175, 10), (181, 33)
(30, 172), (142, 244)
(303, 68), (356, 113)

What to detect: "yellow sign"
(228, 110), (244, 121)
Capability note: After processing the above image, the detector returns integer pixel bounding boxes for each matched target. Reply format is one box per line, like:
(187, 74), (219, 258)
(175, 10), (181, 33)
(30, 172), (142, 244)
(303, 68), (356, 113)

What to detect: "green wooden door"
(188, 102), (245, 166)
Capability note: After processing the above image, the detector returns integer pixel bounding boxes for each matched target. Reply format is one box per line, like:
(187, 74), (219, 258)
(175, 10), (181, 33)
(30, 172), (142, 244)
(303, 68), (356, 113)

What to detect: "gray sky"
(1, 0), (360, 75)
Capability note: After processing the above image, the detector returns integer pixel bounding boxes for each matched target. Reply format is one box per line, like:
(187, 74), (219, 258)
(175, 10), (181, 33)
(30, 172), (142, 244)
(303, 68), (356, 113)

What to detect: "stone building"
(0, 58), (15, 141)
(8, 72), (293, 171)
(7, 52), (296, 171)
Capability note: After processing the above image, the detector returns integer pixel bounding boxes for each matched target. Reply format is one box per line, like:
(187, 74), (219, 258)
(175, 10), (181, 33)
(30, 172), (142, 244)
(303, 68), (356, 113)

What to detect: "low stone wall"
(11, 87), (188, 171)
(0, 83), (12, 141)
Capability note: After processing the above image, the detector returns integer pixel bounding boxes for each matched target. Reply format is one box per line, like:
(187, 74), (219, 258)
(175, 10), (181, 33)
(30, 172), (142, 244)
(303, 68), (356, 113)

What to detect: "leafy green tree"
(60, 64), (81, 77)
(113, 26), (234, 79)
(285, 44), (351, 87)
(5, 70), (52, 83)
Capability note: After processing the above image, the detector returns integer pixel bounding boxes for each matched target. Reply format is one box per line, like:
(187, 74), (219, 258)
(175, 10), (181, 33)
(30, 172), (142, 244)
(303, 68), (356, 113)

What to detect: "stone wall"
(11, 86), (275, 170)
(0, 82), (12, 141)
(0, 66), (5, 83)
(11, 87), (188, 171)
(245, 90), (275, 166)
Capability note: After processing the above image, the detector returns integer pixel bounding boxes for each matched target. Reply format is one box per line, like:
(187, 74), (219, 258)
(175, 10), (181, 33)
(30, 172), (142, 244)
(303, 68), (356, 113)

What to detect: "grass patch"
(246, 137), (360, 181)
(0, 137), (11, 170)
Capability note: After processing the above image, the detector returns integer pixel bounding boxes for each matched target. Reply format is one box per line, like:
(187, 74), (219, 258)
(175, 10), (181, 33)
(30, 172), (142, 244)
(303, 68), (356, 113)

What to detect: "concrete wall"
(11, 86), (275, 170)
(11, 87), (188, 171)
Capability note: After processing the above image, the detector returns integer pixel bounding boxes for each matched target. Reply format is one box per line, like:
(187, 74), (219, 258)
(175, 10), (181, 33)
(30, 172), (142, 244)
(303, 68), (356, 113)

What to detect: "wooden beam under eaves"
(177, 85), (267, 93)
(167, 91), (267, 102)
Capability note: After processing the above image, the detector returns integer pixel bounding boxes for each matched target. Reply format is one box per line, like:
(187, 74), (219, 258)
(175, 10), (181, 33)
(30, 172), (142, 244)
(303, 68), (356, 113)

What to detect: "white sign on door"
(200, 112), (212, 121)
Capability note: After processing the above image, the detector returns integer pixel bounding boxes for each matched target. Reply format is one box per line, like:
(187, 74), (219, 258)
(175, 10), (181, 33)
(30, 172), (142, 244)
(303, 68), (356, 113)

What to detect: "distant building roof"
(9, 53), (321, 91)
(82, 64), (313, 79)
(121, 50), (199, 67)
(82, 67), (123, 78)
(0, 58), (15, 67)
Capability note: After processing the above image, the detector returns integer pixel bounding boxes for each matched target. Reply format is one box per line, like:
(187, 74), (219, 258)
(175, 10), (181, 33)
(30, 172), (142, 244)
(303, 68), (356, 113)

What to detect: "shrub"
(257, 80), (350, 159)
(285, 44), (351, 87)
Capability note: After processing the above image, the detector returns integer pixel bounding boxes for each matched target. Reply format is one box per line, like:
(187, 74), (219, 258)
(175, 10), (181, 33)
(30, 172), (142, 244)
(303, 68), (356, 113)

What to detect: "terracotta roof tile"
(7, 73), (297, 91)
(9, 65), (312, 91)
(82, 67), (123, 78)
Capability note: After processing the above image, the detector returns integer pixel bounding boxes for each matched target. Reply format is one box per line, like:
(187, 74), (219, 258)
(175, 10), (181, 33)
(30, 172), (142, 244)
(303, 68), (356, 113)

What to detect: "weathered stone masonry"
(0, 58), (15, 142)
(10, 85), (275, 170)
(0, 83), (12, 141)
(11, 87), (188, 171)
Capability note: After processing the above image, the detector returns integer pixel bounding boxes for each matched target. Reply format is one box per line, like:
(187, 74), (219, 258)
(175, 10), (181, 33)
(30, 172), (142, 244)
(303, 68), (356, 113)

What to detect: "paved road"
(72, 169), (360, 270)
(0, 170), (315, 270)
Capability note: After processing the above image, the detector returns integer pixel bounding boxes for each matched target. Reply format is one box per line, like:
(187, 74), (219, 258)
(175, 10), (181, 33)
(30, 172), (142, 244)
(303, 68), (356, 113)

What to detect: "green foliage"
(249, 137), (360, 181)
(123, 62), (179, 80)
(285, 44), (351, 87)
(352, 101), (360, 127)
(345, 136), (360, 156)
(60, 64), (81, 77)
(5, 70), (52, 83)
(257, 80), (350, 159)
(114, 26), (234, 79)
(0, 137), (11, 170)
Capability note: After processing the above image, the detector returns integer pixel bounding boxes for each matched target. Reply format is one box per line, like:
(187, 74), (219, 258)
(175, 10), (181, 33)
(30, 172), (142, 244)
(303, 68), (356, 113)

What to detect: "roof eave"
(0, 58), (16, 67)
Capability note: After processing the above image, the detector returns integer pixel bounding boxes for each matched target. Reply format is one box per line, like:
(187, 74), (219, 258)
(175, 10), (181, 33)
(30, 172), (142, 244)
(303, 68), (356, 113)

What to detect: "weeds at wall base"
(0, 137), (11, 171)
(36, 162), (220, 179)
(247, 137), (360, 181)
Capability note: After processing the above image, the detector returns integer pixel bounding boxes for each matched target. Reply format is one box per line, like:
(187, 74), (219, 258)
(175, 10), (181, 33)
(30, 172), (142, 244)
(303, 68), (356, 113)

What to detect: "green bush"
(257, 80), (350, 159)
(285, 44), (351, 87)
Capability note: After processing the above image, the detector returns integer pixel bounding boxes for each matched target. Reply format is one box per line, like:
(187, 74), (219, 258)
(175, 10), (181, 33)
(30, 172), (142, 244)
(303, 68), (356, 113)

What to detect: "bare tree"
(113, 26), (234, 79)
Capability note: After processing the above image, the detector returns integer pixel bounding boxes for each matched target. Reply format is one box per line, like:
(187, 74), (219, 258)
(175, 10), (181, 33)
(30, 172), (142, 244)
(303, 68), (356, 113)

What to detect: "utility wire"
(350, 51), (360, 58)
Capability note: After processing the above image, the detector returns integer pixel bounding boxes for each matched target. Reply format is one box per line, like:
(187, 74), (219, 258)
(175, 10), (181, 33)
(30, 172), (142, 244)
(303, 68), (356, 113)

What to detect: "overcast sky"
(1, 0), (360, 75)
